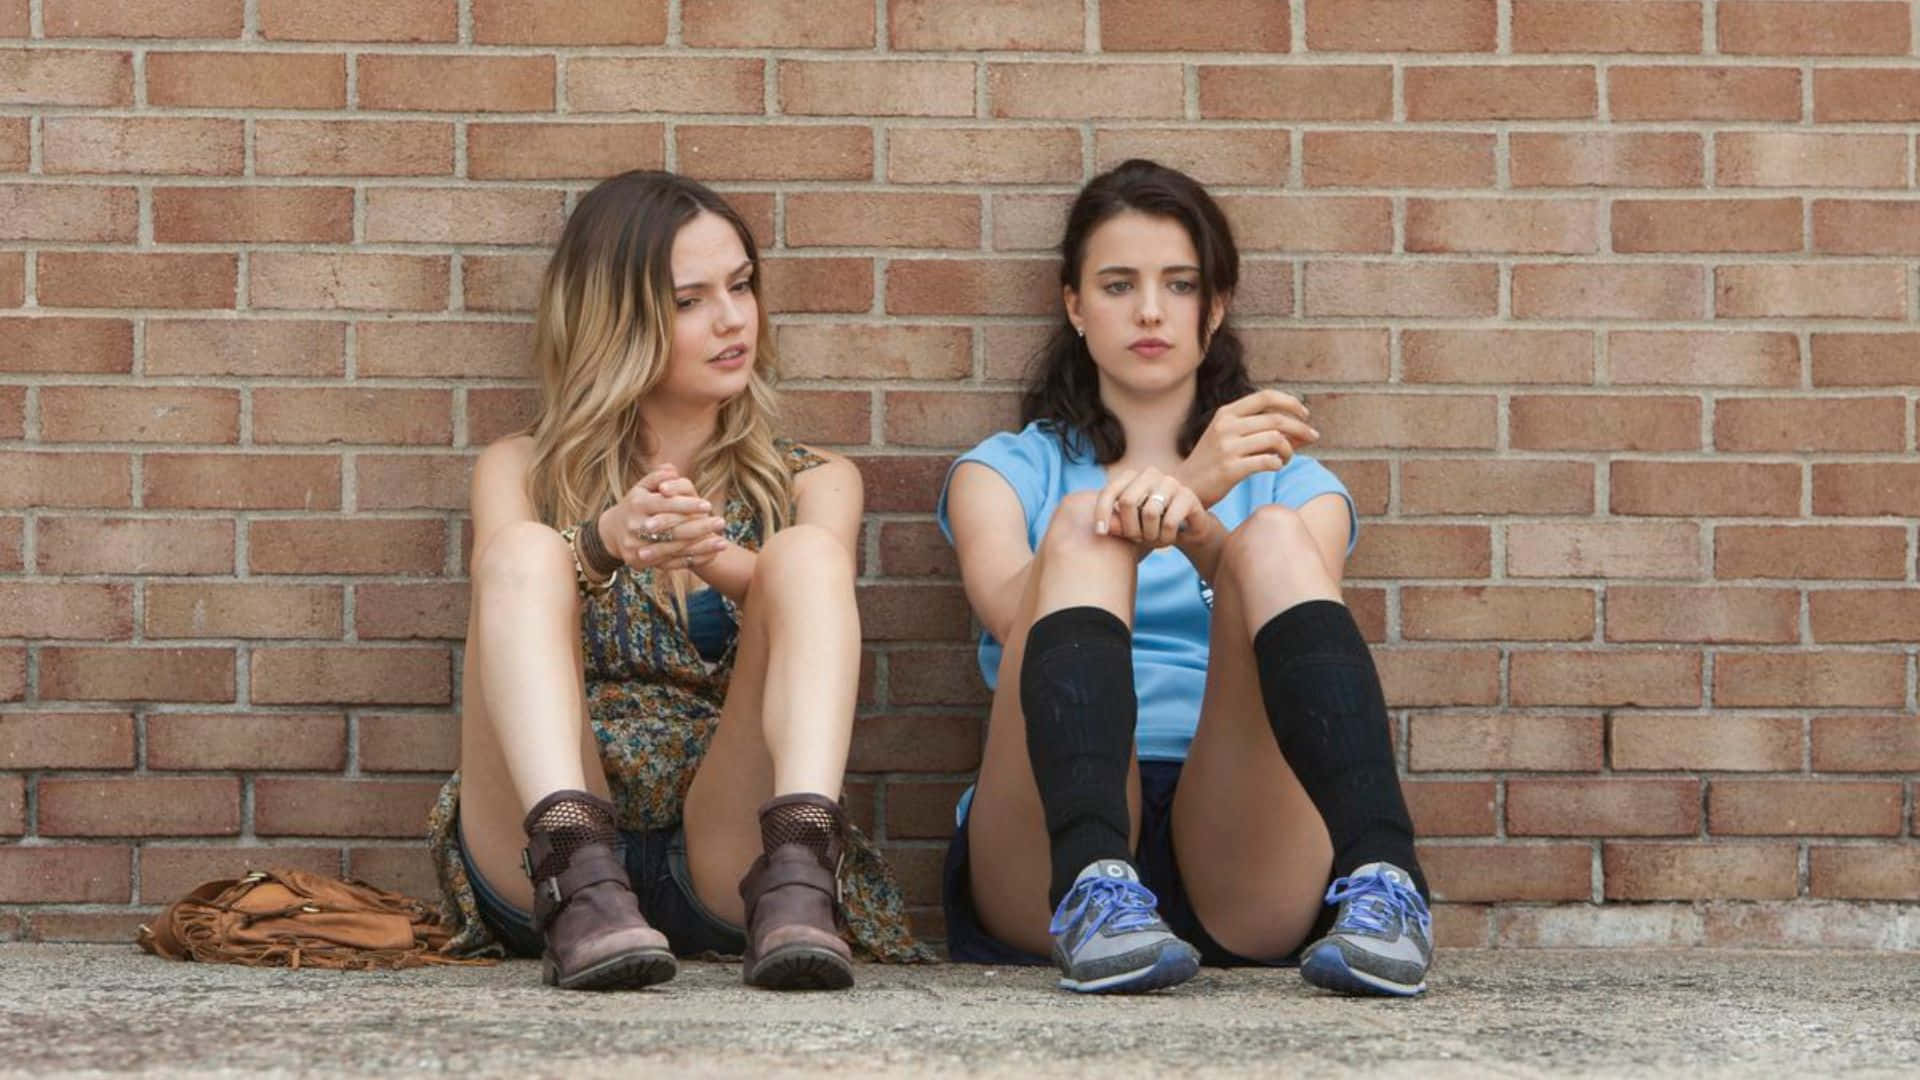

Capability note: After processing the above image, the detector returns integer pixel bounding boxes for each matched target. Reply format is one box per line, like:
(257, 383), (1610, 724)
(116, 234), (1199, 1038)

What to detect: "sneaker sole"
(1058, 942), (1200, 994)
(1299, 941), (1426, 998)
(744, 944), (855, 991)
(545, 948), (678, 992)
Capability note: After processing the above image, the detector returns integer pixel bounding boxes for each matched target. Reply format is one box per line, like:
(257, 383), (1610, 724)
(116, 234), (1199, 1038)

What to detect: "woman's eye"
(729, 279), (753, 294)
(1168, 280), (1197, 294)
(675, 296), (698, 310)
(1102, 281), (1131, 295)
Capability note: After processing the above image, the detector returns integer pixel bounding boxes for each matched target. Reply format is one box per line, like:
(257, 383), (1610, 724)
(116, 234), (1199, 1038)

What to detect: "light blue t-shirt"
(936, 421), (1357, 770)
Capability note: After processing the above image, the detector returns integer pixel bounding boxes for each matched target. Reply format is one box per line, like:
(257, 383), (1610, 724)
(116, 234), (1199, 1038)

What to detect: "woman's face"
(657, 210), (758, 406)
(1064, 209), (1222, 401)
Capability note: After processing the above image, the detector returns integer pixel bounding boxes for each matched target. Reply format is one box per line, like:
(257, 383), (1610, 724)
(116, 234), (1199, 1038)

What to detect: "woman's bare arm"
(945, 462), (1037, 644)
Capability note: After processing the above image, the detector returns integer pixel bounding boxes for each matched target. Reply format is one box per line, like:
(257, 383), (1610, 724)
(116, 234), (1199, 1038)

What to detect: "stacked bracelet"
(577, 516), (623, 578)
(559, 520), (620, 595)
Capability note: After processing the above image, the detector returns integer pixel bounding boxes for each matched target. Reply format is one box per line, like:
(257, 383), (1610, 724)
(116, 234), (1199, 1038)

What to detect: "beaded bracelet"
(558, 523), (618, 595)
(576, 515), (624, 578)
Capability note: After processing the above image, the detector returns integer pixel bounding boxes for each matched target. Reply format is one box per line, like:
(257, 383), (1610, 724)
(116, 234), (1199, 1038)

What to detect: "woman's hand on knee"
(1093, 466), (1204, 551)
(604, 466), (729, 572)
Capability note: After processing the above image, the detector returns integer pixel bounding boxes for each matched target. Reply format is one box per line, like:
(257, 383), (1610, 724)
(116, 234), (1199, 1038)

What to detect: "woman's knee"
(749, 523), (855, 605)
(470, 520), (575, 601)
(1219, 505), (1327, 585)
(1035, 491), (1121, 565)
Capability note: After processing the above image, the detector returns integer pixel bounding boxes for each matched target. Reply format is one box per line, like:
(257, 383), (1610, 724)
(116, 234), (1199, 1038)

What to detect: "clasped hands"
(596, 465), (728, 573)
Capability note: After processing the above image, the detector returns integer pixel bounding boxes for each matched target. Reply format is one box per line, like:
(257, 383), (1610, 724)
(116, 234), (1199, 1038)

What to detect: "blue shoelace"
(1049, 875), (1162, 939)
(1324, 870), (1431, 937)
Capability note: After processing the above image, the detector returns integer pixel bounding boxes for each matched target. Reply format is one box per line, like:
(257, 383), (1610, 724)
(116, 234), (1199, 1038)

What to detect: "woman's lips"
(1129, 339), (1172, 357)
(708, 345), (749, 369)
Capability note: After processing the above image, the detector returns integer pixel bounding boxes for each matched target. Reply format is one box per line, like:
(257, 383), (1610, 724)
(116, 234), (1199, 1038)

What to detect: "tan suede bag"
(137, 868), (491, 970)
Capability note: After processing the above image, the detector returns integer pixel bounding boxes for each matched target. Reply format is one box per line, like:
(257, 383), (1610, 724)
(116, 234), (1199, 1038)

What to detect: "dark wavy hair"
(1021, 158), (1255, 464)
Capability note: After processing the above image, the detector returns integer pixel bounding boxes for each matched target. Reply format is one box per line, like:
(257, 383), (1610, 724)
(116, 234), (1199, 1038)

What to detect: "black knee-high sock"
(1253, 599), (1428, 901)
(1021, 606), (1137, 908)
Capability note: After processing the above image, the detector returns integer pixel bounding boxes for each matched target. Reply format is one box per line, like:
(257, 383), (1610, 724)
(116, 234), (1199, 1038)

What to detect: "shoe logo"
(1103, 864), (1126, 879)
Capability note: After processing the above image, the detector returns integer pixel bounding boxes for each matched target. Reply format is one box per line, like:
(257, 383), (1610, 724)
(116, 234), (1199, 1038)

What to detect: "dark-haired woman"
(938, 159), (1431, 996)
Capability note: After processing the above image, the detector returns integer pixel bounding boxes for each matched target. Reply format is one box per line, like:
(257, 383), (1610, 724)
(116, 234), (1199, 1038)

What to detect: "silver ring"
(643, 529), (673, 544)
(681, 555), (694, 568)
(1144, 494), (1168, 507)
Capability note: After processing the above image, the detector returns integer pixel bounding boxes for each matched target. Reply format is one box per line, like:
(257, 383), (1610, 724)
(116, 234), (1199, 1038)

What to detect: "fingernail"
(643, 518), (659, 531)
(1309, 428), (1320, 440)
(1095, 519), (1108, 535)
(636, 549), (654, 562)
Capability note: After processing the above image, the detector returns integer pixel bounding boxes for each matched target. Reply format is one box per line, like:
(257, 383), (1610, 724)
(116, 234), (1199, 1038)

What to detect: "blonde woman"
(426, 171), (928, 991)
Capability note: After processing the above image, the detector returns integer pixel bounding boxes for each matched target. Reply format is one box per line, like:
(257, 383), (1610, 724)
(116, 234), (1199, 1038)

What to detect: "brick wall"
(2, 0), (1917, 949)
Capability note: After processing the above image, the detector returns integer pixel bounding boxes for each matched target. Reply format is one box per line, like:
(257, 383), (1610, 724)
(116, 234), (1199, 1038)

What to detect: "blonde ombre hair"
(525, 171), (791, 549)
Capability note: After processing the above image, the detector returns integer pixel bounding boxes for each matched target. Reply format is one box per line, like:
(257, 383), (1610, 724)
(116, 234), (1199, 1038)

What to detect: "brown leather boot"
(522, 789), (676, 991)
(738, 792), (854, 990)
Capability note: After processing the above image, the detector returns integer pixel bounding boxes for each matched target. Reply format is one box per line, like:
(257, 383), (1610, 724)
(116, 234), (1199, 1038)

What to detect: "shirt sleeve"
(1266, 454), (1361, 556)
(936, 426), (1056, 546)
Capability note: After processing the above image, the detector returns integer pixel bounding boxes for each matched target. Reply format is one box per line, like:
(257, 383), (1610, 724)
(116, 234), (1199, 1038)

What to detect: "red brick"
(146, 51), (343, 108)
(0, 452), (131, 509)
(0, 647), (19, 701)
(145, 583), (341, 639)
(1336, 461), (1391, 517)
(854, 454), (950, 513)
(1401, 460), (1595, 516)
(1510, 132), (1704, 187)
(0, 583), (131, 640)
(1407, 66), (1597, 120)
(778, 59), (969, 117)
(989, 63), (1183, 120)
(153, 186), (351, 244)
(1609, 712), (1803, 771)
(882, 391), (1018, 450)
(260, 0), (454, 41)
(1719, 2), (1911, 56)
(1404, 781), (1495, 837)
(38, 518), (233, 575)
(1511, 650), (1702, 707)
(1813, 200), (1920, 256)
(1402, 329), (1592, 385)
(1716, 264), (1907, 319)
(44, 0), (241, 37)
(0, 317), (132, 375)
(1402, 586), (1593, 642)
(146, 319), (344, 378)
(1100, 0), (1287, 50)
(784, 192), (978, 250)
(1810, 590), (1920, 644)
(355, 321), (531, 379)
(144, 454), (340, 510)
(760, 256), (872, 314)
(1509, 778), (1700, 836)
(1719, 133), (1908, 188)
(1811, 715), (1920, 772)
(1811, 847), (1920, 901)
(1717, 396), (1906, 452)
(875, 522), (959, 579)
(856, 584), (973, 642)
(456, 254), (542, 312)
(254, 778), (443, 837)
(1812, 334), (1920, 388)
(1217, 197), (1390, 255)
(366, 188), (564, 247)
(1198, 65), (1392, 121)
(1513, 264), (1705, 320)
(0, 712), (134, 769)
(1406, 198), (1598, 254)
(1310, 393), (1496, 450)
(888, 0), (1081, 50)
(41, 647), (234, 704)
(1346, 524), (1490, 579)
(0, 776), (21, 836)
(1607, 587), (1799, 644)
(149, 712), (347, 771)
(466, 389), (538, 445)
(255, 120), (454, 176)
(1096, 129), (1293, 189)
(139, 846), (342, 902)
(1604, 842), (1796, 900)
(684, 0), (866, 47)
(252, 647), (450, 706)
(41, 386), (239, 444)
(1423, 844), (1591, 902)
(43, 116), (241, 175)
(778, 325), (971, 381)
(885, 647), (990, 707)
(847, 714), (981, 773)
(0, 518), (19, 573)
(1716, 525), (1907, 580)
(1609, 331), (1799, 387)
(679, 125), (869, 182)
(1715, 653), (1905, 708)
(559, 57), (754, 115)
(40, 777), (240, 837)
(475, 0), (666, 44)
(0, 48), (132, 106)
(1305, 263), (1496, 319)
(250, 253), (448, 312)
(0, 183), (136, 242)
(358, 712), (458, 772)
(886, 259), (1052, 317)
(1240, 328), (1389, 383)
(355, 582), (467, 639)
(345, 845), (441, 898)
(883, 779), (971, 839)
(1303, 132), (1496, 188)
(1612, 198), (1802, 253)
(38, 253), (235, 309)
(1373, 648), (1501, 706)
(0, 116), (21, 169)
(1812, 464), (1920, 517)
(888, 127), (1081, 184)
(783, 389), (870, 447)
(0, 846), (130, 903)
(1610, 461), (1800, 518)
(250, 518), (445, 576)
(1711, 779), (1903, 836)
(1513, 0), (1702, 53)
(312, 39), (459, 101)
(1306, 0), (1496, 51)
(1812, 68), (1920, 122)
(356, 454), (474, 511)
(1511, 394), (1700, 451)
(1610, 66), (1802, 120)
(253, 388), (453, 446)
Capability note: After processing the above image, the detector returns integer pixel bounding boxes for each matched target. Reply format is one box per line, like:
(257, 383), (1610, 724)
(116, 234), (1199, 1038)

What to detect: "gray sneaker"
(1048, 859), (1200, 994)
(1299, 861), (1433, 997)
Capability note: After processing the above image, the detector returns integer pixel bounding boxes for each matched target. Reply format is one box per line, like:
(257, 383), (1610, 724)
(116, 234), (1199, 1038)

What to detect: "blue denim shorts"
(457, 813), (746, 959)
(942, 760), (1333, 967)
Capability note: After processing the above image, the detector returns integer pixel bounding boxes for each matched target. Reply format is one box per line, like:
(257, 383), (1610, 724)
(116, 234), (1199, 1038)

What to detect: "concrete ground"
(0, 945), (1916, 1077)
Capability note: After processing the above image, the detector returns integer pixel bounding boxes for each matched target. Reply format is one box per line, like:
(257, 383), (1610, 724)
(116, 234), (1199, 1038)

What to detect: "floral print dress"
(426, 441), (932, 962)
